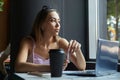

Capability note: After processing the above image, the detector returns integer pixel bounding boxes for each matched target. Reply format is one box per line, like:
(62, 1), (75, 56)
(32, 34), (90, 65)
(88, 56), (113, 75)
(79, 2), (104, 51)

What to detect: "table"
(15, 71), (120, 80)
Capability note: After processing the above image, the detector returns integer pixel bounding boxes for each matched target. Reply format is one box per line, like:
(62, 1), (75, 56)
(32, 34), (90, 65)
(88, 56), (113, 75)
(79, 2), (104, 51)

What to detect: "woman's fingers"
(63, 60), (68, 70)
(69, 40), (74, 53)
(68, 40), (81, 54)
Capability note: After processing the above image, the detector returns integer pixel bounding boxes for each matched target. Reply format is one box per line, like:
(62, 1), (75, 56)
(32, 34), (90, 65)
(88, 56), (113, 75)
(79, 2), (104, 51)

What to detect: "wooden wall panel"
(0, 0), (9, 52)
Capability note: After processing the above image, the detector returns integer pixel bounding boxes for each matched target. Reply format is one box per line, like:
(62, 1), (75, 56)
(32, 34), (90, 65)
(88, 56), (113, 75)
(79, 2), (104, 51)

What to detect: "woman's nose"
(55, 22), (60, 28)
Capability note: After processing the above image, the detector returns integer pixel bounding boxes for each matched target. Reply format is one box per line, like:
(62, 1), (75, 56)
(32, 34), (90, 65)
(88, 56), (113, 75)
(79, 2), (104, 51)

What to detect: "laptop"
(63, 38), (119, 77)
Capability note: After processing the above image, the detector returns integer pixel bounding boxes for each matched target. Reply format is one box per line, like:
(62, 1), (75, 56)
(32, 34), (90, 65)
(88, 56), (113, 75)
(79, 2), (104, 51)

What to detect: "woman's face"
(43, 11), (61, 36)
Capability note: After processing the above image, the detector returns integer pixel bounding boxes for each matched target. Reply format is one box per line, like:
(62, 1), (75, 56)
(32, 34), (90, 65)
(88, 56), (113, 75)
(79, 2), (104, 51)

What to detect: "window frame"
(88, 0), (107, 60)
(88, 0), (99, 60)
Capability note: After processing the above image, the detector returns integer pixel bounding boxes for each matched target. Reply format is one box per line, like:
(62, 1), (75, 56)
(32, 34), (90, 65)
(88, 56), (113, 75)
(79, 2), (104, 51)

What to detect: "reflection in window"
(107, 0), (120, 62)
(107, 0), (120, 41)
(89, 0), (120, 60)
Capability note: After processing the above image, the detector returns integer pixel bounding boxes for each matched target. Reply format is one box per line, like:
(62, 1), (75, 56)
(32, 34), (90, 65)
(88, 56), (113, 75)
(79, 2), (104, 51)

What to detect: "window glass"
(89, 0), (120, 61)
(107, 0), (120, 61)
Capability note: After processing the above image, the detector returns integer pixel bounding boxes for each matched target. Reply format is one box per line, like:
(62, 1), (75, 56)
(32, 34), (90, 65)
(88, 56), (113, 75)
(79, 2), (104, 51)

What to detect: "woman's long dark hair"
(31, 5), (59, 42)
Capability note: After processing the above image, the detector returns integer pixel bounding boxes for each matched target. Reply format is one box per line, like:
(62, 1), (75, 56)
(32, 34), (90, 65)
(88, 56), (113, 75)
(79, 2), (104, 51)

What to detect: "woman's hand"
(68, 40), (81, 54)
(59, 38), (86, 70)
(67, 40), (86, 70)
(62, 59), (69, 70)
(62, 40), (82, 70)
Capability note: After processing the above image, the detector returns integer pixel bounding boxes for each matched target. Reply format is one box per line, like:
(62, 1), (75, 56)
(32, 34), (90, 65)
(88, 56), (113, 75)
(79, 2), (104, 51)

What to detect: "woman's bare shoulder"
(20, 36), (34, 48)
(59, 37), (68, 44)
(57, 36), (69, 50)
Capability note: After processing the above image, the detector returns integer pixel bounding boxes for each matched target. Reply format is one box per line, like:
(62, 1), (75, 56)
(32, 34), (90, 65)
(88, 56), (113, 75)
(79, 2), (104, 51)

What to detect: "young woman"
(15, 5), (86, 72)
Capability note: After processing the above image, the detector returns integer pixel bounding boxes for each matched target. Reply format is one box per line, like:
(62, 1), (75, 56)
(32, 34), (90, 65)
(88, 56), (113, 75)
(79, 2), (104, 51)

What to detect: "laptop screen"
(63, 38), (119, 77)
(95, 38), (119, 75)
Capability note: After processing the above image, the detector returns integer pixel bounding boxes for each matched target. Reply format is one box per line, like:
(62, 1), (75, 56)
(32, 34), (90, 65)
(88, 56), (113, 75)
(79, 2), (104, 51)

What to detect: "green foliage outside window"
(107, 0), (120, 41)
(0, 0), (4, 11)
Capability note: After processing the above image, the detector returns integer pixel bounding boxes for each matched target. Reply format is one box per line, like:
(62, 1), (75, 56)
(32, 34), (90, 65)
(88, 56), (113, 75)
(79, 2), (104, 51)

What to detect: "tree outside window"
(0, 0), (4, 11)
(107, 0), (120, 41)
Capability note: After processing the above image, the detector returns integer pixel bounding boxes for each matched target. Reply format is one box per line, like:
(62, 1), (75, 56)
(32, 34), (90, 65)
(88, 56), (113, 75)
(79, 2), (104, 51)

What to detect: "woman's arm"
(69, 40), (86, 70)
(59, 38), (86, 70)
(15, 38), (50, 72)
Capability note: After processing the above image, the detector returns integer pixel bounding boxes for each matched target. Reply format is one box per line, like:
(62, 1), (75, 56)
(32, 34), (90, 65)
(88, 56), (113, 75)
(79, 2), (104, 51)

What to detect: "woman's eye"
(49, 18), (60, 23)
(49, 19), (55, 22)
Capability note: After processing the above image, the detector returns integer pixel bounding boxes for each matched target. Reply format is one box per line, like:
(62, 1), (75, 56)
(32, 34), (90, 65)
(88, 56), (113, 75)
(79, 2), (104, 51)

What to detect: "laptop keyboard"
(63, 70), (96, 76)
(84, 70), (95, 74)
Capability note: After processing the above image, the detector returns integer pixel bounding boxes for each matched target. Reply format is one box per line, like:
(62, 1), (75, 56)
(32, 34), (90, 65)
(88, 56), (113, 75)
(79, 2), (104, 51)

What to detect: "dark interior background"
(10, 0), (88, 73)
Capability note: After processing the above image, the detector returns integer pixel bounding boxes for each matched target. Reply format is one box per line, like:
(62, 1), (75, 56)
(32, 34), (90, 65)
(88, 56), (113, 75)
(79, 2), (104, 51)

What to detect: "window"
(89, 0), (99, 59)
(107, 0), (120, 62)
(89, 0), (120, 62)
(89, 0), (107, 59)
